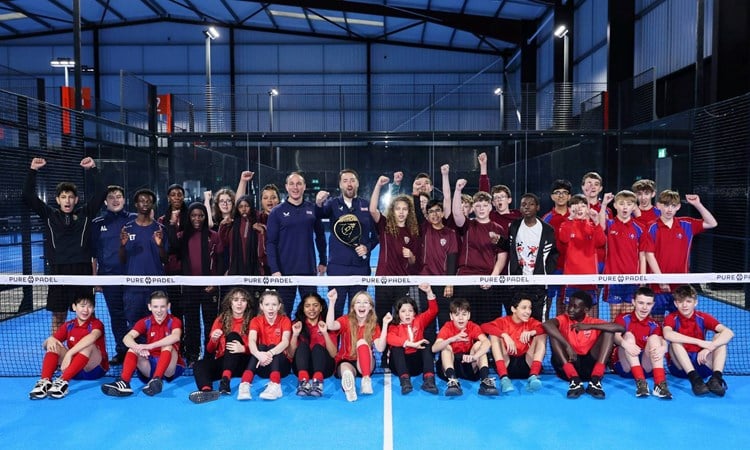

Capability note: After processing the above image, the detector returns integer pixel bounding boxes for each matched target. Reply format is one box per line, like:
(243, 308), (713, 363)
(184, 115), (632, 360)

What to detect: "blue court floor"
(1, 373), (748, 450)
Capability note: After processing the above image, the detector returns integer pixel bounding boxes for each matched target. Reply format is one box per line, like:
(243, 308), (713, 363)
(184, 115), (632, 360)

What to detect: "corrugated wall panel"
(573, 0), (608, 84)
(668, 0), (697, 73)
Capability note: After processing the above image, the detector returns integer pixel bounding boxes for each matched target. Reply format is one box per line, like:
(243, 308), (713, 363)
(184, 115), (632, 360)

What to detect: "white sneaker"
(29, 378), (52, 400)
(259, 382), (283, 400)
(342, 370), (357, 402)
(237, 382), (252, 400)
(361, 376), (373, 395)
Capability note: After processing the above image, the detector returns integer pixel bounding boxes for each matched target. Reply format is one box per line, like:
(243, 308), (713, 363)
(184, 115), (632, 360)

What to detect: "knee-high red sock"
(241, 370), (254, 383)
(121, 352), (138, 382)
(592, 362), (606, 379)
(153, 349), (172, 379)
(495, 360), (508, 377)
(357, 343), (372, 376)
(61, 353), (90, 381)
(562, 362), (579, 380)
(530, 360), (542, 376)
(41, 352), (59, 379)
(270, 371), (281, 383)
(653, 367), (666, 384)
(630, 365), (645, 380)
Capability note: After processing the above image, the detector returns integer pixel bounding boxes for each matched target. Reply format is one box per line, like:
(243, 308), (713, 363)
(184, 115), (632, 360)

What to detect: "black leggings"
(389, 346), (434, 377)
(192, 332), (249, 389)
(245, 344), (291, 378)
(293, 343), (335, 379)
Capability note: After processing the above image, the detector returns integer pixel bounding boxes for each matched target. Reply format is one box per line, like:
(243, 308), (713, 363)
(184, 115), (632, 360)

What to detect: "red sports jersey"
(375, 217), (421, 275)
(663, 310), (721, 354)
(604, 218), (646, 274)
(297, 319), (337, 350)
(420, 224), (458, 275)
(205, 316), (250, 359)
(481, 316), (545, 356)
(642, 217), (704, 292)
(335, 316), (381, 364)
(132, 313), (183, 358)
(386, 299), (438, 354)
(250, 314), (292, 347)
(615, 312), (662, 349)
(633, 207), (660, 229)
(558, 219), (606, 274)
(437, 320), (484, 354)
(588, 202), (611, 265)
(542, 208), (571, 270)
(456, 220), (506, 275)
(54, 317), (109, 372)
(554, 314), (608, 355)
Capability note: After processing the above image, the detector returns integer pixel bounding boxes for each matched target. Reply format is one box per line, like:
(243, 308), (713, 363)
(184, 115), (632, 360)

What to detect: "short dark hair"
(150, 290), (169, 303)
(107, 185), (125, 196)
(392, 296), (419, 325)
(551, 179), (573, 193)
(73, 291), (95, 307)
(673, 285), (697, 300)
(426, 199), (443, 211)
(133, 188), (156, 205)
(449, 298), (471, 314)
(570, 290), (593, 309)
(520, 193), (539, 206)
(339, 169), (359, 182)
(569, 194), (587, 206)
(56, 182), (78, 197)
(634, 286), (655, 299)
(510, 292), (534, 309)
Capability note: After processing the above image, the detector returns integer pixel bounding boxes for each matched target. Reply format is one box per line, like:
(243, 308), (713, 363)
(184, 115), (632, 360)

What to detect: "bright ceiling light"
(270, 10), (383, 27)
(554, 25), (568, 38)
(50, 57), (75, 68)
(204, 26), (219, 39)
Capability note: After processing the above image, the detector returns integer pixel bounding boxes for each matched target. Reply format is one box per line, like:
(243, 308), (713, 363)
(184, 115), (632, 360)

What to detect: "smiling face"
(56, 191), (79, 214)
(105, 190), (125, 213)
(285, 173), (306, 204)
(148, 296), (170, 323)
(302, 295), (323, 323)
(351, 293), (373, 321)
(72, 298), (95, 323)
(551, 188), (570, 208)
(426, 205), (444, 226)
(511, 299), (533, 323)
(217, 193), (234, 215)
(189, 207), (206, 230)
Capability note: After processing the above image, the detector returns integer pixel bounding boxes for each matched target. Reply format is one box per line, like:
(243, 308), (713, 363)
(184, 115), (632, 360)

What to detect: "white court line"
(383, 372), (393, 450)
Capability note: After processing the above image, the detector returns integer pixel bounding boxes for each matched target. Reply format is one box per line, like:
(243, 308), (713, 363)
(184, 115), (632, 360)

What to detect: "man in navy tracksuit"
(22, 157), (106, 333)
(266, 172), (327, 316)
(91, 185), (136, 364)
(315, 169), (378, 316)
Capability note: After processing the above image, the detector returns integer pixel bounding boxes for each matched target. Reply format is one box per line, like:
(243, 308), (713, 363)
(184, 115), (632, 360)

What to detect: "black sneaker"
(421, 376), (438, 395)
(653, 381), (673, 400)
(102, 378), (134, 397)
(219, 377), (231, 395)
(445, 378), (463, 397)
(478, 377), (500, 396)
(296, 379), (310, 397)
(690, 377), (710, 396)
(400, 377), (413, 395)
(635, 379), (650, 397)
(142, 378), (163, 396)
(567, 379), (585, 399)
(586, 378), (606, 399)
(189, 389), (220, 404)
(706, 375), (727, 397)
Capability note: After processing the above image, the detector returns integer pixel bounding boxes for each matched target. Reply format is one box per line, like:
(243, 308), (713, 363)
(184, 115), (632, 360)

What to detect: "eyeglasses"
(427, 209), (443, 215)
(552, 190), (570, 196)
(218, 199), (232, 205)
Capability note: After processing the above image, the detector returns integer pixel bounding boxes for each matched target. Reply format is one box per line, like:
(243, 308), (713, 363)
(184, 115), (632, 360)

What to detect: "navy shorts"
(135, 355), (185, 382)
(667, 352), (713, 379)
(72, 365), (107, 380)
